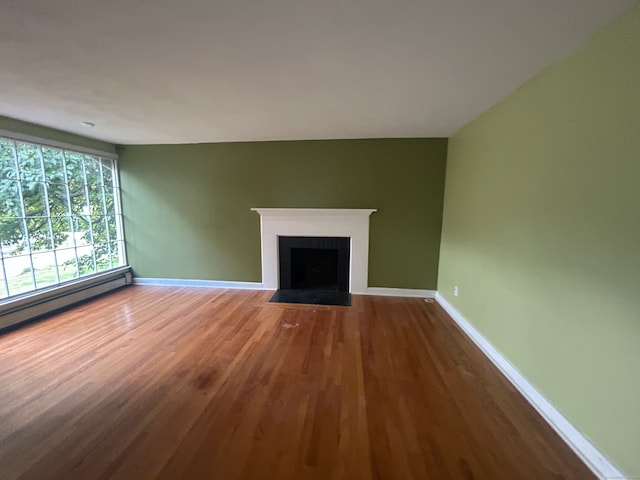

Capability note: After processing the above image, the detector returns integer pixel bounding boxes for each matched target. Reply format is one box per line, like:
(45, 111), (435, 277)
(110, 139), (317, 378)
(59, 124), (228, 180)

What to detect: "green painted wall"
(0, 115), (116, 154)
(119, 138), (447, 289)
(438, 6), (639, 477)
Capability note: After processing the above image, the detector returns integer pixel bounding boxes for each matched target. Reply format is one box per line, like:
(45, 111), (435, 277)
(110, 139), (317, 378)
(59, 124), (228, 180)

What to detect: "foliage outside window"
(0, 136), (125, 299)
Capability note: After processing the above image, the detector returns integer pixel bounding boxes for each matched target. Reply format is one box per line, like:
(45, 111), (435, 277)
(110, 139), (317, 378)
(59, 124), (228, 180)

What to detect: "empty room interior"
(0, 1), (638, 479)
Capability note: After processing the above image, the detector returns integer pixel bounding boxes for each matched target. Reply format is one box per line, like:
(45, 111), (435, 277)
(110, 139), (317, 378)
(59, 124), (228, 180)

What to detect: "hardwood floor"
(0, 286), (594, 479)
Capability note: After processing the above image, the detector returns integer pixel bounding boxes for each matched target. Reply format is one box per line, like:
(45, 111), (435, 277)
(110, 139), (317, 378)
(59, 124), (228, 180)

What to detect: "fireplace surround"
(251, 209), (376, 294)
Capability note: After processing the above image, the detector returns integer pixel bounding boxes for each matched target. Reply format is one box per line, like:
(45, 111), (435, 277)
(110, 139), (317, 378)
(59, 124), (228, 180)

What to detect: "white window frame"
(0, 128), (127, 302)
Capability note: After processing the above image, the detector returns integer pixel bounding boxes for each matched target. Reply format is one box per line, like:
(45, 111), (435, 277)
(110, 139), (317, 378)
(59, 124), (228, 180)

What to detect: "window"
(0, 135), (125, 299)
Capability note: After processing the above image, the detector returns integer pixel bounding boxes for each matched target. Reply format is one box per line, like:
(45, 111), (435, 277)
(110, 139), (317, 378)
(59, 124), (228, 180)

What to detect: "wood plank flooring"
(0, 286), (594, 479)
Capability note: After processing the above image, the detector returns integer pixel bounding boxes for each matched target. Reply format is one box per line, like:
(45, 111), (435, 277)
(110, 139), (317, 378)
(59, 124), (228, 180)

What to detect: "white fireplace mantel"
(251, 208), (376, 294)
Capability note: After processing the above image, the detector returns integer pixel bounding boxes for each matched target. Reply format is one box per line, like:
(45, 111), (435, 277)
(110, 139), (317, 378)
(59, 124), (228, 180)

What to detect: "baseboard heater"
(0, 266), (133, 332)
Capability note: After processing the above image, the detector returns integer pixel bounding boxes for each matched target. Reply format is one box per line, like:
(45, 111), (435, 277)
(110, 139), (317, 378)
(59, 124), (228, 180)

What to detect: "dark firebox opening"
(291, 248), (339, 290)
(270, 236), (351, 306)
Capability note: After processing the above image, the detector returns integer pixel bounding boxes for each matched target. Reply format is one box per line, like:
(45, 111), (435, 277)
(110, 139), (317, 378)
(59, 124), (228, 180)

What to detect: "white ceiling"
(0, 0), (636, 145)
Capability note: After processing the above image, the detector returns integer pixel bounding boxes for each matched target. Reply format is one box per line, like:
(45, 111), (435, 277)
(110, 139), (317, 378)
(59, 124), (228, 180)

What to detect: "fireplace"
(272, 236), (351, 305)
(251, 208), (377, 301)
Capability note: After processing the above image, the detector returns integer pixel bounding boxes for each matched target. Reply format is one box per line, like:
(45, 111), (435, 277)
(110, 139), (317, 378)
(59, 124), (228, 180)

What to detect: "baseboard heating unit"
(0, 266), (132, 332)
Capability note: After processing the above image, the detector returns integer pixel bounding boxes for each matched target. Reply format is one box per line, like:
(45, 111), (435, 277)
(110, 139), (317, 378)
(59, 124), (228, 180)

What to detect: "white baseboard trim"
(364, 287), (436, 298)
(132, 280), (435, 298)
(133, 277), (266, 290)
(435, 292), (627, 480)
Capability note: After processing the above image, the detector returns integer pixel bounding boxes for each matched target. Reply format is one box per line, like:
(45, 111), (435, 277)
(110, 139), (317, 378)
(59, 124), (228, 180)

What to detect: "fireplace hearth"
(269, 236), (351, 306)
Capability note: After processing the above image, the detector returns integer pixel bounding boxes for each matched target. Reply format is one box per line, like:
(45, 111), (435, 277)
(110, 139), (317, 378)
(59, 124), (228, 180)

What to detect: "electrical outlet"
(454, 286), (459, 297)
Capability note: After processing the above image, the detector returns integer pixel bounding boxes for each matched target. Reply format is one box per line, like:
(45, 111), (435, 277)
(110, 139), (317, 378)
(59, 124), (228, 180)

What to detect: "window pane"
(4, 255), (35, 295)
(65, 152), (85, 185)
(22, 181), (47, 217)
(46, 182), (70, 217)
(42, 147), (66, 184)
(55, 247), (78, 282)
(33, 251), (58, 289)
(103, 185), (116, 217)
(90, 216), (108, 244)
(69, 183), (87, 216)
(101, 160), (114, 185)
(88, 185), (105, 216)
(83, 156), (101, 186)
(77, 246), (96, 276)
(51, 216), (73, 249)
(73, 217), (92, 245)
(0, 180), (22, 217)
(16, 142), (44, 183)
(110, 241), (124, 266)
(105, 215), (118, 242)
(0, 139), (18, 180)
(0, 218), (28, 256)
(95, 243), (110, 271)
(25, 216), (53, 252)
(0, 268), (8, 298)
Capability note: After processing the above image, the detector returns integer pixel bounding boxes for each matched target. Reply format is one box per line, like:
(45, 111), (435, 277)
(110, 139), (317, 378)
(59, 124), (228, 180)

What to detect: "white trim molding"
(435, 293), (627, 480)
(364, 287), (436, 298)
(251, 208), (376, 294)
(133, 277), (266, 290)
(133, 278), (438, 299)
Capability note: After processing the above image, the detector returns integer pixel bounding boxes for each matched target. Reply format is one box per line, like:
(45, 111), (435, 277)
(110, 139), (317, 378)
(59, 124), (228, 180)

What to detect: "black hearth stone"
(269, 289), (351, 307)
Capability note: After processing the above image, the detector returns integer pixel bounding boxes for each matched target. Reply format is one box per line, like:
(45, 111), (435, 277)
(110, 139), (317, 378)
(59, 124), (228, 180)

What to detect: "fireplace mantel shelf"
(251, 208), (376, 217)
(252, 208), (376, 294)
